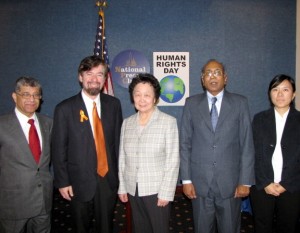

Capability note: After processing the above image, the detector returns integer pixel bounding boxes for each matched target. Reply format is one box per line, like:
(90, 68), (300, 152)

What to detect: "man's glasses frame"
(16, 92), (42, 100)
(203, 70), (224, 78)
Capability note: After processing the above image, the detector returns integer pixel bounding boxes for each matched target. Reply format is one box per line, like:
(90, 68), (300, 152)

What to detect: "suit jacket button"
(270, 144), (274, 147)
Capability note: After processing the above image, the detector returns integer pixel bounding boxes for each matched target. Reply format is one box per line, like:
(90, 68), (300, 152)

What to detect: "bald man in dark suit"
(180, 59), (255, 233)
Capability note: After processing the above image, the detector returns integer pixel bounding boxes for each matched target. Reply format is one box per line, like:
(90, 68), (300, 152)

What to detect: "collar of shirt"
(14, 108), (42, 146)
(206, 90), (224, 112)
(15, 107), (39, 129)
(273, 107), (289, 142)
(81, 90), (101, 118)
(274, 107), (290, 121)
(81, 91), (101, 135)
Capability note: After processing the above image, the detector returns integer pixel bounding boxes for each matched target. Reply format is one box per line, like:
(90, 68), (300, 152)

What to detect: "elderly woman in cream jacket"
(118, 73), (179, 233)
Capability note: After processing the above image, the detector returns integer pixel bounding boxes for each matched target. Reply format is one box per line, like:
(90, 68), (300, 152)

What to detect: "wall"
(0, 0), (296, 123)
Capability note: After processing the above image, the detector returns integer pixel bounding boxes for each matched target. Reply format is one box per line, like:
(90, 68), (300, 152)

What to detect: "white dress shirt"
(207, 90), (224, 114)
(81, 91), (101, 136)
(272, 108), (289, 183)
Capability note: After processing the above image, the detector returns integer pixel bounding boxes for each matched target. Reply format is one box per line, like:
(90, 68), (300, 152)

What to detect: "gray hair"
(14, 76), (42, 93)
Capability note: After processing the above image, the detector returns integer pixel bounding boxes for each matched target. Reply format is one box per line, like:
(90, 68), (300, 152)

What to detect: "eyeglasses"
(16, 92), (42, 100)
(203, 70), (223, 78)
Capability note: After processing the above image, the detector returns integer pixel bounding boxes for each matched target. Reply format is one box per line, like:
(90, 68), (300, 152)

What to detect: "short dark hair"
(128, 73), (161, 104)
(78, 55), (108, 77)
(268, 74), (296, 106)
(15, 76), (42, 94)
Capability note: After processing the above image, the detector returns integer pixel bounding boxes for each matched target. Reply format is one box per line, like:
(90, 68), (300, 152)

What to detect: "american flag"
(94, 8), (114, 96)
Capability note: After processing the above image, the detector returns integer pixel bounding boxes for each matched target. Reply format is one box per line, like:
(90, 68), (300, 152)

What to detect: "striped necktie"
(210, 97), (218, 131)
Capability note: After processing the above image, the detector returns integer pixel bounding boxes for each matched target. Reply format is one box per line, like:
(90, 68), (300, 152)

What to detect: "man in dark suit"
(52, 55), (123, 233)
(180, 59), (255, 233)
(0, 77), (53, 233)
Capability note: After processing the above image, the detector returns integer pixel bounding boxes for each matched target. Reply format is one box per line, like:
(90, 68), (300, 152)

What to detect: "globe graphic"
(160, 75), (185, 103)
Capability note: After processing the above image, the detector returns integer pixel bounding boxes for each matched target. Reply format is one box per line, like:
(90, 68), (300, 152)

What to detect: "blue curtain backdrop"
(0, 0), (296, 122)
(0, 0), (295, 216)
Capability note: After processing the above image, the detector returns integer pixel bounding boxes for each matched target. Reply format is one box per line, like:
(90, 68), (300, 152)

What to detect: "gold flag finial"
(96, 1), (107, 15)
(96, 1), (107, 9)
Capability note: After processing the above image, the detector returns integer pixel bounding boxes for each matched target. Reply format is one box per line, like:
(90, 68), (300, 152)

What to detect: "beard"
(85, 87), (101, 96)
(80, 79), (103, 97)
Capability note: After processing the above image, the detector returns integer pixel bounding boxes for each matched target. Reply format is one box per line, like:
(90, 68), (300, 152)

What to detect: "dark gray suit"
(180, 90), (255, 233)
(0, 112), (53, 231)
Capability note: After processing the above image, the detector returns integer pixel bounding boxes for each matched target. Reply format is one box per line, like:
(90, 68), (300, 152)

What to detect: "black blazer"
(252, 107), (300, 193)
(52, 92), (123, 202)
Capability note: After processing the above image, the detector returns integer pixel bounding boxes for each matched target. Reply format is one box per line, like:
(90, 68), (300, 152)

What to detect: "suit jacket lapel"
(261, 109), (277, 161)
(142, 107), (160, 132)
(9, 113), (38, 164)
(217, 91), (232, 129)
(282, 107), (297, 142)
(264, 109), (276, 142)
(197, 93), (212, 131)
(74, 93), (94, 135)
(36, 114), (51, 164)
(99, 93), (115, 157)
(36, 114), (46, 162)
(100, 93), (109, 129)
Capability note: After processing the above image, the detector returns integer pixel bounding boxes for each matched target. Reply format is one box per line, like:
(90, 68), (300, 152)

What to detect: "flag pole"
(96, 1), (107, 60)
(94, 0), (115, 96)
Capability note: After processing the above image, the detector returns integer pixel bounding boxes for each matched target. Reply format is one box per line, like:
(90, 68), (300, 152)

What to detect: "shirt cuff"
(182, 180), (192, 184)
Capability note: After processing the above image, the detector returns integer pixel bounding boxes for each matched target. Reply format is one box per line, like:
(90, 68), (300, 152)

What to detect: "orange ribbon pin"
(80, 110), (88, 122)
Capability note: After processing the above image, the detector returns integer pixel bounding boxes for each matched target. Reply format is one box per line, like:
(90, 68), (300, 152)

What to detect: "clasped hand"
(183, 184), (250, 199)
(264, 183), (286, 196)
(118, 193), (169, 207)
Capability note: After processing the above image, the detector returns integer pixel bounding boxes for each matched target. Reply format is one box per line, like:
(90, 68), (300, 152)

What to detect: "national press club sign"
(111, 49), (150, 88)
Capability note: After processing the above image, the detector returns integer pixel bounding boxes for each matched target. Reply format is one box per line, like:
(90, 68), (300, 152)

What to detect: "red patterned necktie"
(93, 102), (109, 177)
(28, 119), (41, 164)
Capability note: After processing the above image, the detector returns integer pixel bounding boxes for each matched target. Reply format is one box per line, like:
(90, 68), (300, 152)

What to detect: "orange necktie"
(28, 119), (41, 164)
(93, 102), (109, 177)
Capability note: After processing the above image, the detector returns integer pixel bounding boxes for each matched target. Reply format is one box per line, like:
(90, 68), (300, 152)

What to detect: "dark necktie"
(93, 102), (109, 177)
(28, 119), (41, 163)
(210, 97), (218, 131)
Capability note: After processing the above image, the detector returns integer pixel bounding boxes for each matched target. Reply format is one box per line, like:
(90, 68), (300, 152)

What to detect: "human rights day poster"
(153, 52), (189, 106)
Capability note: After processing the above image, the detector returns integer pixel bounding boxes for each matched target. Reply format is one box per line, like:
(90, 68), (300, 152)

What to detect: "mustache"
(87, 81), (101, 85)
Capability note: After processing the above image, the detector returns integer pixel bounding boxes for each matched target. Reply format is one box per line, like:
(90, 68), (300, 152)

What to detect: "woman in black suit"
(251, 74), (300, 233)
